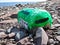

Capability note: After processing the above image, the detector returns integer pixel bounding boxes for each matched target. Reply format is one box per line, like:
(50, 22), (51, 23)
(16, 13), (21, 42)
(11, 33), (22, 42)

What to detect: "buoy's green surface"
(17, 8), (53, 30)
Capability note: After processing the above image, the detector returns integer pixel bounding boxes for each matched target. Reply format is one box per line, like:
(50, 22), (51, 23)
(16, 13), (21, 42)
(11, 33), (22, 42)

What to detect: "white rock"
(56, 36), (60, 41)
(48, 39), (54, 43)
(41, 28), (48, 45)
(52, 24), (60, 27)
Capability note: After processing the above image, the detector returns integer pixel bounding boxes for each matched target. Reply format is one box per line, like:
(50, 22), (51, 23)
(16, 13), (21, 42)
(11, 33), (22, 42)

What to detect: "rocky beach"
(0, 0), (60, 45)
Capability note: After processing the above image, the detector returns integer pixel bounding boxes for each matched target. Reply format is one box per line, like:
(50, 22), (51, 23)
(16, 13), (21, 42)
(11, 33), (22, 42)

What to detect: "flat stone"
(41, 28), (48, 45)
(52, 24), (60, 28)
(56, 36), (60, 41)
